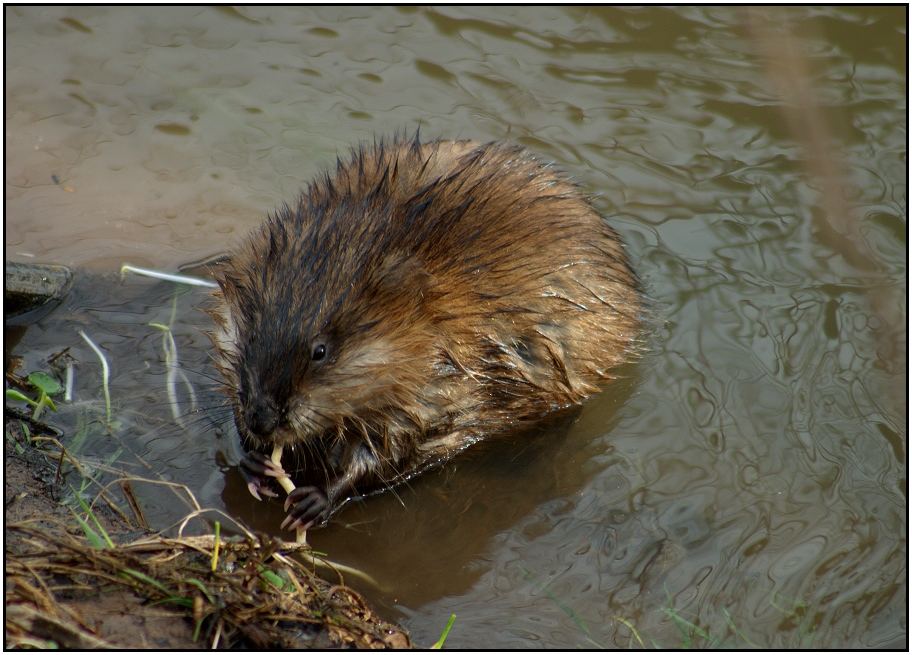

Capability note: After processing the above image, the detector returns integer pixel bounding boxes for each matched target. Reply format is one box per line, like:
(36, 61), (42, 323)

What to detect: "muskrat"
(209, 135), (641, 533)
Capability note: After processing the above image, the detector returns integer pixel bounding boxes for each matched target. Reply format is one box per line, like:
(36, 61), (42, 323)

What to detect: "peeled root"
(269, 447), (379, 588)
(271, 444), (307, 544)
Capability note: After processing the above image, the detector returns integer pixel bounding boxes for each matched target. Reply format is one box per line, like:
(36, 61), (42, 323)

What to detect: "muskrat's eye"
(311, 343), (327, 361)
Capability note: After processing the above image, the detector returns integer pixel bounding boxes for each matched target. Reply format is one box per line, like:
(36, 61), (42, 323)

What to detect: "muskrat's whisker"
(169, 364), (228, 387)
(126, 390), (230, 412)
(175, 411), (234, 434)
(369, 456), (409, 510)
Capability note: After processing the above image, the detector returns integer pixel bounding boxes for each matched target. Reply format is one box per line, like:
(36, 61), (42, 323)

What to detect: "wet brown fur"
(209, 135), (642, 509)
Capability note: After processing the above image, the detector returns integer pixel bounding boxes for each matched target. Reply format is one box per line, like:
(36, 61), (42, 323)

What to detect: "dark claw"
(240, 451), (285, 478)
(239, 451), (283, 500)
(281, 485), (329, 531)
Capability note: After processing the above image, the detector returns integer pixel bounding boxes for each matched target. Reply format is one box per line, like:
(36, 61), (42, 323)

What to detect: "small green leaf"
(28, 371), (63, 396)
(6, 388), (38, 406)
(258, 566), (292, 591)
(193, 618), (204, 642)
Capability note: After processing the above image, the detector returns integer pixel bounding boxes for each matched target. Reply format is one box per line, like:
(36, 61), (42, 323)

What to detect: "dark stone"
(5, 262), (74, 317)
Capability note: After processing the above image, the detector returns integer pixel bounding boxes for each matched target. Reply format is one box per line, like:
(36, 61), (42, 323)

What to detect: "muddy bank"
(4, 262), (413, 649)
(4, 419), (412, 649)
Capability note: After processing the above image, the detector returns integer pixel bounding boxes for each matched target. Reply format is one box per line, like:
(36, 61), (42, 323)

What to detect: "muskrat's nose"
(245, 400), (279, 437)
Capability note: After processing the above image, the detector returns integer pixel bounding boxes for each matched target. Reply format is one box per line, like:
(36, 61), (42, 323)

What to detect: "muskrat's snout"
(242, 398), (281, 438)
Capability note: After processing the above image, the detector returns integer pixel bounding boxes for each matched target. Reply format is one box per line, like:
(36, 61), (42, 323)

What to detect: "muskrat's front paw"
(281, 486), (329, 531)
(239, 451), (283, 500)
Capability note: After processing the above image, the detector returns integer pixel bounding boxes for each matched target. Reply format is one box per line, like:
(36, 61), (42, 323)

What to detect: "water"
(5, 6), (906, 648)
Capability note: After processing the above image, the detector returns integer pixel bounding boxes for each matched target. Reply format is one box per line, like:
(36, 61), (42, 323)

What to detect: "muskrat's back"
(210, 135), (641, 530)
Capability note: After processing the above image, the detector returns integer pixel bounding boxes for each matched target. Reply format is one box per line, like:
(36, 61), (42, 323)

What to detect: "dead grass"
(4, 420), (411, 649)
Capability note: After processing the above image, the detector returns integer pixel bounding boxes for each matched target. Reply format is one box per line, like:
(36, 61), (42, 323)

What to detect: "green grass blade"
(72, 486), (114, 549)
(431, 613), (456, 649)
(664, 606), (712, 645)
(521, 566), (602, 647)
(211, 521), (221, 572)
(722, 608), (758, 647)
(149, 596), (194, 608)
(187, 578), (215, 604)
(67, 508), (107, 549)
(613, 616), (645, 649)
(122, 568), (172, 595)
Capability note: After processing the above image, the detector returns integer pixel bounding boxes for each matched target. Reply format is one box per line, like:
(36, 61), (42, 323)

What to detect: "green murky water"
(5, 6), (906, 648)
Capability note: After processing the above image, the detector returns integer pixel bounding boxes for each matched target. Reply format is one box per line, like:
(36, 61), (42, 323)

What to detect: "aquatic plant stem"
(78, 329), (111, 425)
(120, 263), (217, 288)
(64, 361), (74, 402)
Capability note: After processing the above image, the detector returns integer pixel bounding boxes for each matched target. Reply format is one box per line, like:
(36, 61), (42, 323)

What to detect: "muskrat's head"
(208, 196), (442, 457)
